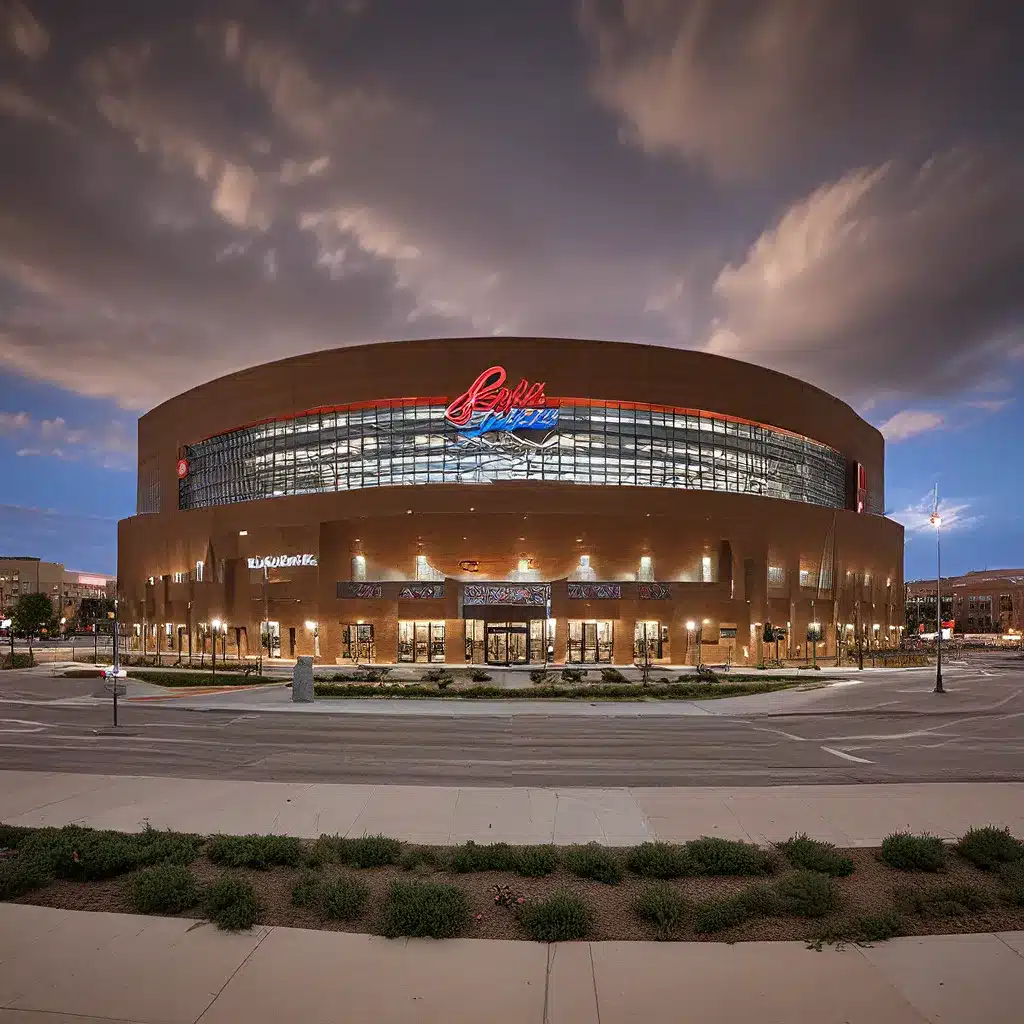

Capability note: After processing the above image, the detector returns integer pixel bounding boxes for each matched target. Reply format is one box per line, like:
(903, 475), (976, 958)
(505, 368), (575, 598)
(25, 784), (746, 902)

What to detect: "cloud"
(0, 411), (134, 468)
(705, 149), (1024, 401)
(579, 0), (1020, 181)
(893, 493), (982, 535)
(964, 398), (1012, 413)
(3, 0), (48, 60)
(878, 410), (944, 442)
(0, 504), (116, 572)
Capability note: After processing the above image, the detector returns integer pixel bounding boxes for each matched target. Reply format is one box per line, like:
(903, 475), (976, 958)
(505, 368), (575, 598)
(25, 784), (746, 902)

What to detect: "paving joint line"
(589, 941), (602, 1024)
(193, 923), (275, 1024)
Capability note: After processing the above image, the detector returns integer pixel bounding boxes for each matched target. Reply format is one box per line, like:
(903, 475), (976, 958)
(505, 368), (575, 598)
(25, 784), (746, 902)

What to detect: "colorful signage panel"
(445, 366), (558, 443)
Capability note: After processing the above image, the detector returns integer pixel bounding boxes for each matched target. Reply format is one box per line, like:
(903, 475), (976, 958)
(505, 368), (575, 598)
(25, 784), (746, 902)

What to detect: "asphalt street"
(0, 654), (1021, 787)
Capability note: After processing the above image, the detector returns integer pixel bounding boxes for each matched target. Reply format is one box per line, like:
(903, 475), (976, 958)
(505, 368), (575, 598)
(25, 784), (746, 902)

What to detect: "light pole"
(211, 618), (221, 680)
(930, 510), (944, 693)
(685, 620), (696, 668)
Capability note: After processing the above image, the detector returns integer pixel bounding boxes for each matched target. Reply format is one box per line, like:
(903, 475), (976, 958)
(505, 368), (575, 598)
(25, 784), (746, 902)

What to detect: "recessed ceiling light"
(469, 507), (475, 511)
(238, 530), (248, 536)
(406, 509), (413, 514)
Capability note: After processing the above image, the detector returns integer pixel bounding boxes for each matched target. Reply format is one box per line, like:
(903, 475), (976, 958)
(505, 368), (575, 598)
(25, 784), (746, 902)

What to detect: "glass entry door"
(485, 622), (529, 665)
(567, 620), (613, 663)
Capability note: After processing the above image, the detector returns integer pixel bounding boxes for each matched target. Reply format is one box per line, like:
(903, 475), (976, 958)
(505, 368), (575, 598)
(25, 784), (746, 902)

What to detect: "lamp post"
(685, 620), (696, 667)
(211, 618), (221, 681)
(930, 511), (944, 693)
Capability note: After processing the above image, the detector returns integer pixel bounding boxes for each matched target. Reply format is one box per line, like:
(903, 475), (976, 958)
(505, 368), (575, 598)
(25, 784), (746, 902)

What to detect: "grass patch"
(895, 882), (992, 918)
(686, 837), (775, 876)
(955, 826), (1024, 871)
(632, 882), (690, 940)
(625, 842), (695, 879)
(127, 863), (199, 915)
(0, 854), (52, 900)
(378, 880), (469, 939)
(776, 834), (854, 877)
(879, 832), (947, 872)
(203, 874), (264, 930)
(774, 870), (839, 918)
(206, 833), (305, 870)
(322, 875), (370, 921)
(517, 891), (592, 942)
(563, 843), (623, 885)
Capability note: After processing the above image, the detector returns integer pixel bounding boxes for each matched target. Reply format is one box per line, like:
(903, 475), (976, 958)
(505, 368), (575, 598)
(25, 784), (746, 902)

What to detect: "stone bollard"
(292, 656), (315, 703)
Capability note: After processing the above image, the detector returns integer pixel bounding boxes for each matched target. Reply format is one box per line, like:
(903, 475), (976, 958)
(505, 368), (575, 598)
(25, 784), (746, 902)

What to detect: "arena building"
(117, 338), (905, 667)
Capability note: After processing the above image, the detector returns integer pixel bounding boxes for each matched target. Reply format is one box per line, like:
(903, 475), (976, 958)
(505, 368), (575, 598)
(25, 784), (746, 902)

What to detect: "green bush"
(399, 846), (439, 872)
(379, 881), (469, 939)
(777, 834), (854, 877)
(774, 871), (839, 918)
(517, 891), (592, 942)
(448, 840), (514, 873)
(563, 843), (623, 885)
(560, 668), (586, 683)
(694, 884), (778, 934)
(511, 845), (560, 877)
(322, 875), (370, 921)
(849, 911), (906, 942)
(999, 861), (1024, 906)
(0, 855), (52, 900)
(308, 834), (347, 866)
(291, 871), (321, 908)
(127, 670), (275, 687)
(134, 826), (203, 867)
(686, 837), (774, 876)
(203, 874), (264, 931)
(206, 833), (305, 870)
(529, 669), (552, 684)
(0, 824), (34, 850)
(342, 834), (403, 868)
(879, 832), (946, 872)
(625, 841), (695, 879)
(632, 882), (689, 939)
(955, 826), (1024, 870)
(469, 669), (491, 682)
(32, 828), (139, 881)
(0, 653), (34, 669)
(127, 864), (199, 915)
(599, 667), (627, 683)
(895, 882), (992, 918)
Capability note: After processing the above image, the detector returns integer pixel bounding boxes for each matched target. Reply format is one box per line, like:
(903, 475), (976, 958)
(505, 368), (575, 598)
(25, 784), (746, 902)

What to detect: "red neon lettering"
(445, 366), (548, 427)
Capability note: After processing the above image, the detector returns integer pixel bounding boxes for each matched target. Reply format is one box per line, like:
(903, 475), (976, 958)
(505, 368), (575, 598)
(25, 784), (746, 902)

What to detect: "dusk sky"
(1, 0), (1022, 579)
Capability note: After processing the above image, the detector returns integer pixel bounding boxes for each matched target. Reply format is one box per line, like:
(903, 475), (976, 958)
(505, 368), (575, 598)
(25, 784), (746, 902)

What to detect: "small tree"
(12, 592), (56, 658)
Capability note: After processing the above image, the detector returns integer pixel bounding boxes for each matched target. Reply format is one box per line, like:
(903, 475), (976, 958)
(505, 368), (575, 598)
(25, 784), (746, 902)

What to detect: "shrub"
(379, 881), (469, 939)
(895, 882), (992, 918)
(134, 826), (203, 867)
(517, 891), (592, 942)
(127, 670), (275, 687)
(31, 828), (139, 881)
(343, 834), (403, 868)
(625, 842), (695, 879)
(529, 669), (551, 684)
(0, 653), (34, 669)
(0, 824), (34, 850)
(686, 837), (774, 876)
(127, 864), (199, 915)
(560, 668), (586, 683)
(206, 833), (305, 870)
(322, 875), (370, 921)
(955, 826), (1024, 871)
(399, 846), (439, 872)
(308, 834), (346, 866)
(693, 888), (773, 934)
(511, 845), (560, 877)
(563, 843), (623, 885)
(774, 871), (839, 918)
(633, 882), (689, 939)
(469, 669), (491, 682)
(600, 667), (627, 683)
(291, 871), (321, 908)
(879, 832), (946, 872)
(203, 874), (263, 930)
(448, 840), (513, 873)
(0, 855), (51, 900)
(850, 911), (906, 942)
(777, 834), (854, 877)
(422, 668), (446, 682)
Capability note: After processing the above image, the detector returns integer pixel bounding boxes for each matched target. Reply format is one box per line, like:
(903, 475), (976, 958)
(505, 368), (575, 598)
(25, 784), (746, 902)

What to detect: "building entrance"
(485, 622), (529, 665)
(567, 620), (613, 663)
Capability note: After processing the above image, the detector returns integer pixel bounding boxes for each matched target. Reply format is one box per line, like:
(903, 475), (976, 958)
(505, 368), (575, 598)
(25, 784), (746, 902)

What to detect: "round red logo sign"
(176, 458), (189, 479)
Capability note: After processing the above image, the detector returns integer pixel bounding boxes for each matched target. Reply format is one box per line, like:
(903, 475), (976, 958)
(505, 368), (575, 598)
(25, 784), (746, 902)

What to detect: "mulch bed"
(10, 845), (1024, 943)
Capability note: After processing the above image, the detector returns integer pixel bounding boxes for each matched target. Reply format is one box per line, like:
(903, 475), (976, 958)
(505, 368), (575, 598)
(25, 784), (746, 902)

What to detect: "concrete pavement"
(1, 904), (1022, 1023)
(3, 771), (1024, 846)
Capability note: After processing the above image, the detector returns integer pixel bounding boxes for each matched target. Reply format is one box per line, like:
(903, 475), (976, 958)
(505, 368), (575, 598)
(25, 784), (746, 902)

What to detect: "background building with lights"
(0, 557), (115, 621)
(117, 338), (904, 666)
(906, 568), (1024, 637)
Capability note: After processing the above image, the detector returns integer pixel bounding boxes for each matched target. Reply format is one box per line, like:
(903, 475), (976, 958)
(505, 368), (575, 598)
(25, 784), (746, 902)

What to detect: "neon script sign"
(248, 554), (318, 569)
(445, 366), (558, 440)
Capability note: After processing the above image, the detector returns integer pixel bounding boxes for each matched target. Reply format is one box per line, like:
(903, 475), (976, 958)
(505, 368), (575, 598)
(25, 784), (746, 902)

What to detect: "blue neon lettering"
(458, 406), (559, 438)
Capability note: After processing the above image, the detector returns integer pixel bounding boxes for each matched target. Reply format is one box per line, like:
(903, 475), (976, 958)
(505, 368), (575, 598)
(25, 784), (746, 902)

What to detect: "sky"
(1, 0), (1022, 579)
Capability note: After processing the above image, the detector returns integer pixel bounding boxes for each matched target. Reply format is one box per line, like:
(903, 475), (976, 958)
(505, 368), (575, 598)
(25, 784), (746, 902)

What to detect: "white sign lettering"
(248, 554), (318, 570)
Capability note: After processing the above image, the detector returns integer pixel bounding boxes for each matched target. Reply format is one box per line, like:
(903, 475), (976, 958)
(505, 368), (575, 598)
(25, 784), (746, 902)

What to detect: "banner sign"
(248, 554), (318, 569)
(445, 366), (558, 445)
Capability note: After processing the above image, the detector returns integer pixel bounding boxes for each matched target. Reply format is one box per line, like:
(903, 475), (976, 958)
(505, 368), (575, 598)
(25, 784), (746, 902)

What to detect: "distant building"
(906, 568), (1024, 636)
(0, 557), (115, 622)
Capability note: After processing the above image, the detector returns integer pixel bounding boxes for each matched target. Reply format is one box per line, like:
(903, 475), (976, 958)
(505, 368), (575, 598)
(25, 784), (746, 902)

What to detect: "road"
(0, 654), (1021, 787)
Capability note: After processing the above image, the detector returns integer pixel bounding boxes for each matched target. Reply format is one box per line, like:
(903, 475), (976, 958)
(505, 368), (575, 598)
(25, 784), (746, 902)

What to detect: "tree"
(76, 597), (115, 631)
(11, 592), (57, 653)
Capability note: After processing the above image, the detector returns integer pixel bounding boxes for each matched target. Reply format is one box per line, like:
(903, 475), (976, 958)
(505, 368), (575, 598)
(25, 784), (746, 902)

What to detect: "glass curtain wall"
(180, 401), (850, 511)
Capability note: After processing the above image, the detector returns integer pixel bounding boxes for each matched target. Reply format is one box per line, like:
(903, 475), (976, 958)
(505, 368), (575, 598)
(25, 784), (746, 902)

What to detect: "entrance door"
(485, 622), (529, 665)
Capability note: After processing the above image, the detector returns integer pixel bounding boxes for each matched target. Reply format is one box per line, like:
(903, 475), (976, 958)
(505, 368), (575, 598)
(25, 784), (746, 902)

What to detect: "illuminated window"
(415, 555), (444, 581)
(701, 556), (713, 583)
(571, 555), (596, 582)
(351, 555), (366, 581)
(638, 556), (653, 582)
(195, 561), (204, 582)
(768, 566), (785, 588)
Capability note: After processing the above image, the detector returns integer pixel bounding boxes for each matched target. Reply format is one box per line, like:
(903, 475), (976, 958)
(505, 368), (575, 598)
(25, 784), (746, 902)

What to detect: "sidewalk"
(1, 903), (1022, 1023)
(3, 771), (1023, 847)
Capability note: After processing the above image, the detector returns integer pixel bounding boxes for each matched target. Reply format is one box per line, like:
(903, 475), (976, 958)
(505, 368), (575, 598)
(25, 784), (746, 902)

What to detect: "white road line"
(820, 745), (875, 764)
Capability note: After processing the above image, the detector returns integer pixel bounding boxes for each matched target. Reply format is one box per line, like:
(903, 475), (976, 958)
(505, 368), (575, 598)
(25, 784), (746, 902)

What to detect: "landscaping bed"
(3, 824), (1023, 945)
(127, 670), (280, 687)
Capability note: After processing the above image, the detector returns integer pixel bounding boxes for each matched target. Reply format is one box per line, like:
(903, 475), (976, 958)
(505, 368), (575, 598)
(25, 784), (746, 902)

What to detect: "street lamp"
(930, 511), (944, 693)
(685, 620), (696, 667)
(305, 619), (319, 659)
(211, 618), (221, 681)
